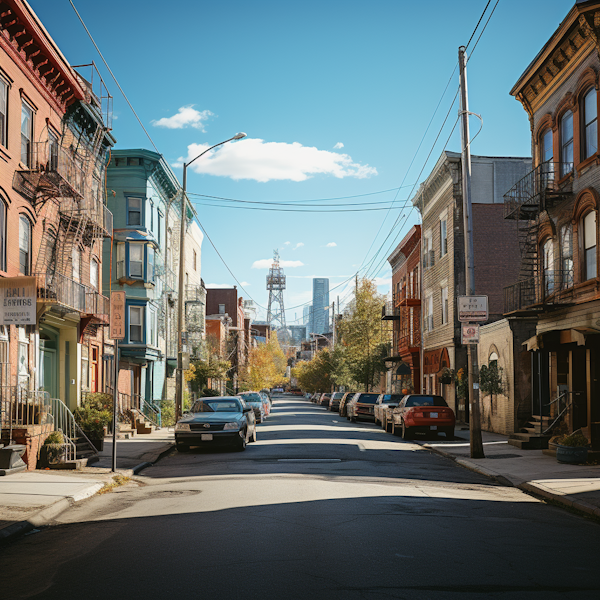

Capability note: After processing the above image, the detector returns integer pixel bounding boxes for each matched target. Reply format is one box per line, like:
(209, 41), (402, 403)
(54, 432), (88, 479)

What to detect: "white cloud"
(240, 281), (250, 287)
(175, 138), (377, 182)
(373, 276), (392, 287)
(334, 142), (344, 149)
(152, 105), (214, 131)
(206, 283), (235, 289)
(325, 242), (337, 248)
(293, 242), (304, 250)
(284, 241), (291, 246)
(252, 259), (304, 269)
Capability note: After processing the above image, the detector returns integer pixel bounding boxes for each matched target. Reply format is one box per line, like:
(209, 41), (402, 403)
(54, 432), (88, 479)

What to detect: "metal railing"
(504, 160), (574, 220)
(503, 268), (574, 313)
(382, 301), (400, 319)
(118, 392), (161, 428)
(36, 271), (86, 313)
(84, 288), (110, 319)
(186, 283), (207, 303)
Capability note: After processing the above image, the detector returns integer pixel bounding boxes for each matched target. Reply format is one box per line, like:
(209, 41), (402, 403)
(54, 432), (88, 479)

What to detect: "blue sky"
(31, 0), (572, 322)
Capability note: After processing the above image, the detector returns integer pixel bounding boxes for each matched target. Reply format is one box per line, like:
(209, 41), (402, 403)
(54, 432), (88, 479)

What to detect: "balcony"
(14, 142), (85, 202)
(36, 272), (86, 313)
(83, 288), (109, 324)
(504, 161), (573, 221)
(186, 283), (207, 303)
(398, 305), (421, 353)
(396, 289), (420, 307)
(382, 301), (400, 320)
(504, 269), (575, 314)
(80, 198), (113, 238)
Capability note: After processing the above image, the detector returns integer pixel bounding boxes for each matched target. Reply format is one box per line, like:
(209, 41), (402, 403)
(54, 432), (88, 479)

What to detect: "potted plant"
(38, 431), (67, 468)
(74, 394), (112, 452)
(440, 368), (454, 385)
(555, 432), (590, 464)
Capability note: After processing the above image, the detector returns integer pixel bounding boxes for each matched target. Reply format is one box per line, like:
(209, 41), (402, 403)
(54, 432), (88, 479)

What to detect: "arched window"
(582, 88), (598, 160)
(543, 238), (554, 296)
(560, 110), (574, 176)
(19, 215), (31, 275)
(582, 211), (597, 281)
(560, 224), (573, 288)
(541, 128), (553, 163)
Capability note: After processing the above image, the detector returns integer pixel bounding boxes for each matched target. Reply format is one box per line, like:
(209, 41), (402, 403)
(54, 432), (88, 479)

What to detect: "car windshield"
(405, 396), (448, 407)
(191, 399), (242, 413)
(381, 395), (403, 403)
(357, 394), (379, 404)
(332, 393), (344, 399)
(239, 393), (262, 402)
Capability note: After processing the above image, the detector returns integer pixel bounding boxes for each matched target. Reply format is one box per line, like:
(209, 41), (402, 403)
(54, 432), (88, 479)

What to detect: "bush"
(557, 432), (590, 447)
(44, 431), (65, 445)
(160, 399), (176, 427)
(75, 394), (112, 438)
(201, 388), (221, 397)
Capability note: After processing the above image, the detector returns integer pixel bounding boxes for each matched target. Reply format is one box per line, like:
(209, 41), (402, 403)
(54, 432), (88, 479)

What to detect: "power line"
(467, 0), (501, 59)
(465, 0), (492, 50)
(189, 201), (407, 213)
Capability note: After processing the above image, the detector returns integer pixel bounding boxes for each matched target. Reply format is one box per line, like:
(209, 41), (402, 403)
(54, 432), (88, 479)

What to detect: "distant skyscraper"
(303, 305), (312, 339)
(312, 278), (330, 335)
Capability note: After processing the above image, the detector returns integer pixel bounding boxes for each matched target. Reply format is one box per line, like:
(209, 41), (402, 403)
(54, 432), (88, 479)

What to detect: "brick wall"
(206, 288), (239, 326)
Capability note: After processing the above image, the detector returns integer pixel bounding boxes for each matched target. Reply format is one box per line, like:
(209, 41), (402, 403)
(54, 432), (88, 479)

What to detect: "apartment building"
(412, 151), (530, 421)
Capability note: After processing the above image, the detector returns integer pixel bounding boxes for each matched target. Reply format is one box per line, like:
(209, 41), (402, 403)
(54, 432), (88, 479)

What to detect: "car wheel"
(391, 421), (396, 436)
(176, 442), (189, 452)
(237, 432), (247, 451)
(350, 415), (356, 423)
(401, 421), (413, 440)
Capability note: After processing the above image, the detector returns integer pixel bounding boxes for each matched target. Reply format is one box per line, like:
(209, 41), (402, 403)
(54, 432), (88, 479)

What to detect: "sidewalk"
(417, 429), (600, 518)
(0, 428), (174, 545)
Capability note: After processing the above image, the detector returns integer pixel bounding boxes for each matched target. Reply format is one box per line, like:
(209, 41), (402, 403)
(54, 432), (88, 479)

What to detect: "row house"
(411, 151), (530, 422)
(105, 149), (205, 423)
(502, 0), (600, 450)
(383, 225), (422, 394)
(0, 0), (114, 467)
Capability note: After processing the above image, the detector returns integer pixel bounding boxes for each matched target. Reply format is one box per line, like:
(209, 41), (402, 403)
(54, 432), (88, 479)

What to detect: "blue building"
(312, 278), (330, 335)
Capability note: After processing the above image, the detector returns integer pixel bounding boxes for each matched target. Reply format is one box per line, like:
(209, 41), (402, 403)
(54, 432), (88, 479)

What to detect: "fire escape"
(503, 161), (575, 314)
(12, 65), (114, 335)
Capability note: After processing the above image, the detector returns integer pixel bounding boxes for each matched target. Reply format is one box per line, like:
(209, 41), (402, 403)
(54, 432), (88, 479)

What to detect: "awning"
(523, 335), (542, 351)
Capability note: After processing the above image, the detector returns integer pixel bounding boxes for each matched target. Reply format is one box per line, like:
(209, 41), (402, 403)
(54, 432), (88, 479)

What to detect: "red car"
(391, 394), (455, 439)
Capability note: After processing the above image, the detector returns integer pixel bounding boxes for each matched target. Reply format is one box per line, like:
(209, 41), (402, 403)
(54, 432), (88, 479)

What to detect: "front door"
(41, 348), (58, 399)
(90, 346), (99, 392)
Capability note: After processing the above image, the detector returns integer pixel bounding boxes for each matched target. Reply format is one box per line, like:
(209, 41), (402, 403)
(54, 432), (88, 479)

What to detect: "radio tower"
(266, 249), (287, 332)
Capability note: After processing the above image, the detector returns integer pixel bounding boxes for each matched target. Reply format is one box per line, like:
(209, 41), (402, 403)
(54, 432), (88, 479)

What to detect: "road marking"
(278, 459), (342, 462)
(332, 420), (339, 423)
(357, 443), (366, 452)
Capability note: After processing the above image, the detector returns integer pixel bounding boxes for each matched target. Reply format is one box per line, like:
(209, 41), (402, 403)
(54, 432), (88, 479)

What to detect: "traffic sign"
(461, 323), (480, 345)
(457, 295), (488, 322)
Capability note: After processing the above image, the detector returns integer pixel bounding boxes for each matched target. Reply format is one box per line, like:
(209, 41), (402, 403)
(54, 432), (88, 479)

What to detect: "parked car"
(318, 393), (331, 407)
(391, 394), (455, 439)
(260, 388), (272, 402)
(374, 394), (404, 431)
(290, 388), (303, 396)
(328, 392), (345, 412)
(237, 391), (266, 423)
(175, 396), (256, 452)
(259, 391), (271, 416)
(338, 392), (356, 417)
(347, 393), (380, 422)
(311, 392), (321, 403)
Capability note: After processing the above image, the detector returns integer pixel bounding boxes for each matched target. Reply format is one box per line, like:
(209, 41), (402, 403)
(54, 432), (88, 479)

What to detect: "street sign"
(461, 323), (480, 345)
(0, 276), (36, 325)
(109, 291), (126, 340)
(457, 295), (488, 322)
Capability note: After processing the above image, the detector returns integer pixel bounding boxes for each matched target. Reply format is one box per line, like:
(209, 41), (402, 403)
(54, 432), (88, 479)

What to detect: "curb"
(131, 442), (175, 475)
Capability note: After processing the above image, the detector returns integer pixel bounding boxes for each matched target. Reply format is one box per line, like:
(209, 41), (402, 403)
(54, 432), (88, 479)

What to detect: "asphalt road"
(2, 395), (599, 600)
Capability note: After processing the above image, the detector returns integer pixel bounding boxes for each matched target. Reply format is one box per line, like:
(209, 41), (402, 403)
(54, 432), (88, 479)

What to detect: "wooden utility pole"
(459, 45), (484, 459)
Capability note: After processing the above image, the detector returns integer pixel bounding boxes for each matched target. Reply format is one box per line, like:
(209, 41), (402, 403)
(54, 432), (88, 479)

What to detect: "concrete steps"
(509, 415), (551, 449)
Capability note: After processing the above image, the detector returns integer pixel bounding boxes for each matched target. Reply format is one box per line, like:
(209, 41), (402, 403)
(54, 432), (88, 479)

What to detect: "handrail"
(542, 391), (580, 436)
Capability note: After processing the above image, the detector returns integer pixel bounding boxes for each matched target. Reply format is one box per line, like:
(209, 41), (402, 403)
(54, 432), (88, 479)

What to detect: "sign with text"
(0, 277), (36, 325)
(461, 323), (480, 345)
(110, 291), (126, 340)
(457, 295), (488, 322)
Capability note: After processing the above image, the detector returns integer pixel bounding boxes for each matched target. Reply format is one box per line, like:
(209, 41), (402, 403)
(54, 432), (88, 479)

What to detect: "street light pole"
(175, 132), (246, 423)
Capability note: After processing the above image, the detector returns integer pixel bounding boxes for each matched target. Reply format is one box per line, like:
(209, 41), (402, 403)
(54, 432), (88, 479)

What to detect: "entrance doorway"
(39, 326), (59, 399)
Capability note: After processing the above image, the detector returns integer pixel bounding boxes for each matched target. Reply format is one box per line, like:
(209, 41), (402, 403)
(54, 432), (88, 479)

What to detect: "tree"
(292, 348), (335, 392)
(336, 278), (391, 391)
(239, 333), (287, 391)
(185, 333), (231, 393)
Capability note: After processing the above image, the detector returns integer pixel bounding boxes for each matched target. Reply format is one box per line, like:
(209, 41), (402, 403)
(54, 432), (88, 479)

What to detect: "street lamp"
(175, 132), (247, 422)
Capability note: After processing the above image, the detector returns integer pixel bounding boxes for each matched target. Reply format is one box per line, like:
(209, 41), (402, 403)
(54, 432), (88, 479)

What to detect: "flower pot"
(89, 438), (104, 452)
(556, 444), (588, 464)
(38, 444), (67, 468)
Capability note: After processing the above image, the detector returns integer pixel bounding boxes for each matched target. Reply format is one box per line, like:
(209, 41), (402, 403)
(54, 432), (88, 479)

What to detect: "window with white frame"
(117, 243), (125, 279)
(423, 232), (434, 269)
(440, 218), (447, 257)
(129, 244), (144, 278)
(129, 306), (144, 343)
(148, 246), (155, 282)
(127, 197), (142, 226)
(19, 215), (31, 275)
(425, 294), (434, 332)
(441, 286), (449, 324)
(90, 257), (99, 290)
(561, 224), (573, 288)
(21, 101), (33, 167)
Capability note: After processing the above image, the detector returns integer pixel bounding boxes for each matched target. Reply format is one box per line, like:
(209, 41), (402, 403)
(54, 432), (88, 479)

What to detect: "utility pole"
(459, 46), (484, 459)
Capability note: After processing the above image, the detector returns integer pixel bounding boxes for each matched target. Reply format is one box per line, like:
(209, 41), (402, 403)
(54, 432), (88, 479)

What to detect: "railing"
(504, 161), (573, 220)
(382, 301), (400, 319)
(504, 268), (574, 313)
(398, 305), (421, 350)
(84, 288), (110, 319)
(118, 392), (161, 428)
(36, 271), (86, 313)
(49, 396), (97, 461)
(186, 283), (207, 303)
(19, 141), (85, 198)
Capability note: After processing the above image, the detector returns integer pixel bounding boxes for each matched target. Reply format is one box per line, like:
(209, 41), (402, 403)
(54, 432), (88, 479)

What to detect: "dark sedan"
(175, 396), (256, 452)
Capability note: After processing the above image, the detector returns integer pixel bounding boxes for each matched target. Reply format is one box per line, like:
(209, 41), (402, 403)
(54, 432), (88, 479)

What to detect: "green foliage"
(479, 363), (504, 396)
(455, 368), (468, 401)
(75, 394), (112, 438)
(239, 333), (287, 391)
(292, 348), (335, 393)
(201, 388), (221, 397)
(186, 349), (231, 393)
(557, 432), (590, 447)
(160, 399), (176, 428)
(44, 431), (65, 445)
(440, 368), (454, 385)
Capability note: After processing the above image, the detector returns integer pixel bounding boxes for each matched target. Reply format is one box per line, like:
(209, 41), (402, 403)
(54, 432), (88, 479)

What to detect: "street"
(1, 394), (599, 600)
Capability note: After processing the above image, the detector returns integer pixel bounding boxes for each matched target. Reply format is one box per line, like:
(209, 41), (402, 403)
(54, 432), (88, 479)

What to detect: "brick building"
(503, 0), (600, 449)
(412, 151), (531, 422)
(383, 225), (421, 393)
(0, 0), (114, 468)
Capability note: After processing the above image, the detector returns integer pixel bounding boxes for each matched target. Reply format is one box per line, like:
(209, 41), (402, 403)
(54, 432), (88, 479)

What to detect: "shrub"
(75, 394), (112, 438)
(44, 431), (65, 445)
(557, 432), (590, 448)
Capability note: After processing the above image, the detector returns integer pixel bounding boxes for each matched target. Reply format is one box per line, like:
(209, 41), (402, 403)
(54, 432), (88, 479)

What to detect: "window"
(19, 215), (31, 275)
(424, 295), (433, 332)
(583, 88), (598, 160)
(582, 211), (597, 281)
(542, 128), (553, 163)
(157, 212), (161, 245)
(0, 197), (5, 272)
(129, 244), (143, 278)
(423, 233), (434, 268)
(48, 129), (59, 171)
(90, 258), (99, 290)
(560, 111), (573, 176)
(0, 77), (7, 148)
(129, 306), (144, 343)
(21, 101), (33, 167)
(193, 249), (197, 271)
(116, 243), (125, 279)
(218, 304), (226, 315)
(560, 224), (573, 288)
(543, 238), (554, 295)
(149, 202), (154, 231)
(440, 218), (447, 257)
(149, 309), (156, 346)
(127, 197), (142, 226)
(72, 248), (81, 282)
(147, 246), (155, 282)
(441, 286), (449, 324)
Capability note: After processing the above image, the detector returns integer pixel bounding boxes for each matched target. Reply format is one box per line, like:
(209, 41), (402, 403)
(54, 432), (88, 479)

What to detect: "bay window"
(129, 244), (143, 278)
(127, 197), (142, 226)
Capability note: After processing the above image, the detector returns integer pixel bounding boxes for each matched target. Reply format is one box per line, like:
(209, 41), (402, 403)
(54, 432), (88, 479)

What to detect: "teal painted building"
(105, 150), (182, 407)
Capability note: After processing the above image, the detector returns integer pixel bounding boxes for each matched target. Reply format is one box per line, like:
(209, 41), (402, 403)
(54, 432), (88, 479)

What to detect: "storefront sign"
(461, 323), (480, 345)
(457, 295), (488, 322)
(110, 291), (126, 340)
(0, 277), (36, 325)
